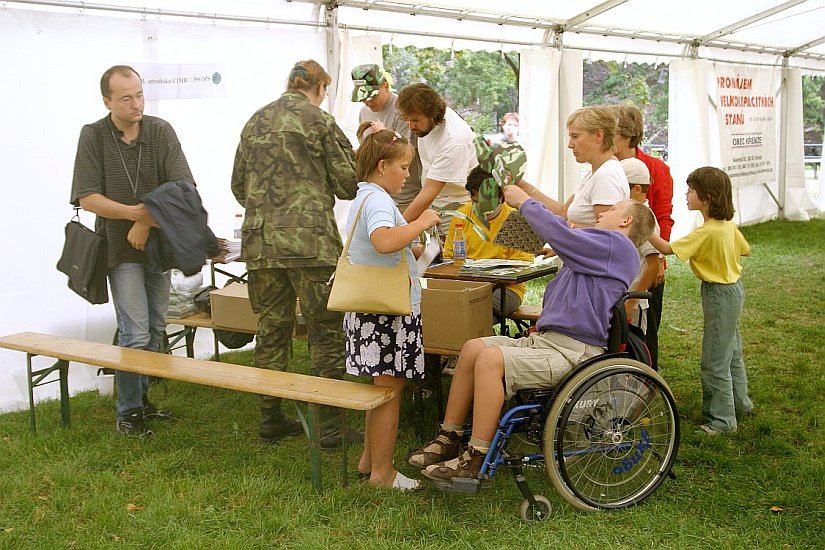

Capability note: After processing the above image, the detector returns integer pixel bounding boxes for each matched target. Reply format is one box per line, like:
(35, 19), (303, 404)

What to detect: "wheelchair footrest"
(423, 474), (492, 494)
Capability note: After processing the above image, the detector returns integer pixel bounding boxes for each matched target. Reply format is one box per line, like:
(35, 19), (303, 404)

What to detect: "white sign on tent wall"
(714, 64), (778, 187)
(132, 63), (226, 100)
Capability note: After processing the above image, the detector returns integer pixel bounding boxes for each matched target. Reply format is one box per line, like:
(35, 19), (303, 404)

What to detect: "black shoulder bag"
(56, 207), (109, 304)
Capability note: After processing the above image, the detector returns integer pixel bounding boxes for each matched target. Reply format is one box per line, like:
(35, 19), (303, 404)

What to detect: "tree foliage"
(583, 60), (669, 144)
(802, 75), (824, 142)
(380, 45), (823, 147)
(383, 45), (518, 134)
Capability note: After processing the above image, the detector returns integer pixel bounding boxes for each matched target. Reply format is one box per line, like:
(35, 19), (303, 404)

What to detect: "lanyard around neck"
(110, 130), (142, 198)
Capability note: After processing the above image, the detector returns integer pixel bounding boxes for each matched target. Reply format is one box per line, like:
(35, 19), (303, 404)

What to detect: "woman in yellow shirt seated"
(443, 167), (535, 318)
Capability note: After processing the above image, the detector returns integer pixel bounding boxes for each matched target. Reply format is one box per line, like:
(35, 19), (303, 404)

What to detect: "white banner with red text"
(714, 65), (780, 188)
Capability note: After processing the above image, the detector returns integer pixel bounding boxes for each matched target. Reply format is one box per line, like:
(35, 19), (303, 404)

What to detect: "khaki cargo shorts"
(480, 331), (604, 399)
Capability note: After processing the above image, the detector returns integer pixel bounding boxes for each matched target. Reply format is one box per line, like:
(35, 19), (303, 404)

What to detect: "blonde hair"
(286, 60), (331, 92)
(355, 129), (412, 181)
(567, 106), (618, 153)
(355, 120), (373, 143)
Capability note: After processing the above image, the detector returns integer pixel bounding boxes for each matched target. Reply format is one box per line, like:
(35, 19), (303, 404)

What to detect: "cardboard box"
(421, 279), (494, 351)
(210, 284), (305, 336)
(210, 283), (258, 333)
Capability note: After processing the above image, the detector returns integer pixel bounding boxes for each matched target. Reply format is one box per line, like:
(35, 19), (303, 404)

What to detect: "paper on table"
(462, 258), (534, 269)
(416, 237), (442, 274)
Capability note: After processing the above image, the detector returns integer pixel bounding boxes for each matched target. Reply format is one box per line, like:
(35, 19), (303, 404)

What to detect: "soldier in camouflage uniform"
(231, 60), (359, 445)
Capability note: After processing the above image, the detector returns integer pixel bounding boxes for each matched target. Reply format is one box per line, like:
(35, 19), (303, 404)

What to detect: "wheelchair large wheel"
(544, 358), (679, 511)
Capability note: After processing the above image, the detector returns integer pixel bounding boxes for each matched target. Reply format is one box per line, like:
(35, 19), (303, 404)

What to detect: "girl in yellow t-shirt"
(648, 166), (753, 435)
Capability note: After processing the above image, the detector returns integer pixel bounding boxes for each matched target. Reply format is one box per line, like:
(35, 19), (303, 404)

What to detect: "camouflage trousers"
(247, 266), (345, 411)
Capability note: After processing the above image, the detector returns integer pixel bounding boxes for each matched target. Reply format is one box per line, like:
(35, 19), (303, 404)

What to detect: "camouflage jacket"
(231, 91), (357, 269)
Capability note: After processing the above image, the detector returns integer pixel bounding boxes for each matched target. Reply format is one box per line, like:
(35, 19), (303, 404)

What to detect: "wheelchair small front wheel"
(544, 358), (679, 511)
(519, 495), (552, 521)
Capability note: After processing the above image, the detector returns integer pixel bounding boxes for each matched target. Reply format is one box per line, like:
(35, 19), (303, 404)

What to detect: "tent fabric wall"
(782, 67), (819, 221)
(0, 8), (326, 412)
(1, 2), (822, 412)
(520, 49), (584, 202)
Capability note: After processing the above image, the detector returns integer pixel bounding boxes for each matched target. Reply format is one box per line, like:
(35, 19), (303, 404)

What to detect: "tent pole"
(554, 30), (566, 204)
(778, 58), (789, 219)
(324, 3), (340, 109)
(4, 0), (325, 29)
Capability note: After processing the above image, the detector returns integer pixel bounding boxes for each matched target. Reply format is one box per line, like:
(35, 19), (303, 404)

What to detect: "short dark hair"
(397, 83), (446, 125)
(100, 65), (140, 97)
(464, 166), (493, 195)
(686, 166), (735, 221)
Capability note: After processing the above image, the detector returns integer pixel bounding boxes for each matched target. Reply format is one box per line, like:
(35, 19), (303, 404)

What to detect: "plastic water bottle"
(452, 222), (466, 265)
(233, 213), (243, 240)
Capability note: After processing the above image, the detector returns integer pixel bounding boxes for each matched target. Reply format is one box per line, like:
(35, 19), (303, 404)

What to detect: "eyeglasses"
(379, 131), (403, 158)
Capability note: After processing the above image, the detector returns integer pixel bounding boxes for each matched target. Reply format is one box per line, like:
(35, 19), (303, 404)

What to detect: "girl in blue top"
(649, 166), (753, 435)
(345, 124), (440, 490)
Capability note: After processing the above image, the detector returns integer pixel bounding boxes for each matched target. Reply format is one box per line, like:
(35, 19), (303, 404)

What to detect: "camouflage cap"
(351, 64), (388, 102)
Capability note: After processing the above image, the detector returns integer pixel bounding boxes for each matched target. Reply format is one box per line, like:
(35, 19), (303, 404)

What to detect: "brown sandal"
(423, 446), (487, 481)
(406, 429), (462, 469)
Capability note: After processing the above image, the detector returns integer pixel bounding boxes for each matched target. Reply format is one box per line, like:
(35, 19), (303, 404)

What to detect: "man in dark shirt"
(71, 65), (195, 437)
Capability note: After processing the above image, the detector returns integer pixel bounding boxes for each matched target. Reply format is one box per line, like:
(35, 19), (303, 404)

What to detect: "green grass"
(1, 219), (824, 549)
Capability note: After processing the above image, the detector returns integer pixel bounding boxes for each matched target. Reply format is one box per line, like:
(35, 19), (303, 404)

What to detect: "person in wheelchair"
(408, 189), (656, 482)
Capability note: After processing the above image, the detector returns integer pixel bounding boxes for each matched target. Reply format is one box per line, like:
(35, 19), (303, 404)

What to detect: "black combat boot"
(116, 407), (154, 438)
(260, 404), (303, 443)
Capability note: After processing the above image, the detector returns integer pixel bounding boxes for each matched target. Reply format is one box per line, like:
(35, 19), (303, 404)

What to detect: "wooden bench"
(165, 311), (306, 361)
(508, 304), (541, 323)
(0, 331), (396, 492)
(165, 312), (226, 358)
(167, 312), (453, 431)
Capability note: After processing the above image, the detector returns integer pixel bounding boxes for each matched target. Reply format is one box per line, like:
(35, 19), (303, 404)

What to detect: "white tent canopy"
(1, 0), (822, 412)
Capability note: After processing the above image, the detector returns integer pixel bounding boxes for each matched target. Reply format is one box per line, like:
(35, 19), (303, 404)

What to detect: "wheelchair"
(425, 292), (680, 520)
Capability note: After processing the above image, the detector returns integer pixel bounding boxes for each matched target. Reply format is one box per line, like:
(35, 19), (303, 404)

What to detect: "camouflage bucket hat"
(472, 134), (528, 222)
(351, 64), (388, 102)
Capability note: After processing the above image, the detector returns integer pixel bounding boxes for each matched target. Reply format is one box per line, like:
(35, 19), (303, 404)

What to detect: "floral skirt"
(344, 304), (425, 379)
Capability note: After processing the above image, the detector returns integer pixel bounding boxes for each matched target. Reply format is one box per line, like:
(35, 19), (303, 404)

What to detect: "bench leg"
(212, 331), (220, 361)
(58, 359), (70, 427)
(294, 404), (352, 491)
(162, 326), (197, 358)
(339, 408), (349, 487)
(26, 354), (36, 432)
(185, 326), (196, 358)
(26, 354), (71, 433)
(303, 403), (324, 492)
